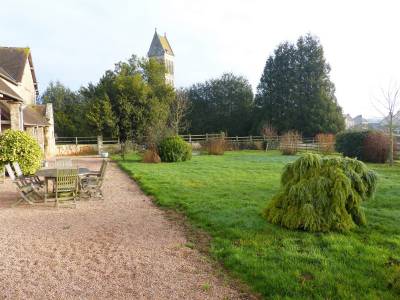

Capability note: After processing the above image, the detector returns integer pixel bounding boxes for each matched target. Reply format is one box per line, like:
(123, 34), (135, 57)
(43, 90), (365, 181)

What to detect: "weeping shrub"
(390, 267), (400, 294)
(0, 129), (43, 175)
(158, 136), (192, 162)
(264, 153), (377, 232)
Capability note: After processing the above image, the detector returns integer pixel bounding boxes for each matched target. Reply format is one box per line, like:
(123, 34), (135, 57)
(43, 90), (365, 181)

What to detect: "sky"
(1, 0), (400, 118)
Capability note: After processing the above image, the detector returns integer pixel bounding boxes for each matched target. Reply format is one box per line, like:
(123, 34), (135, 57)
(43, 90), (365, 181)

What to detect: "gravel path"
(0, 157), (244, 299)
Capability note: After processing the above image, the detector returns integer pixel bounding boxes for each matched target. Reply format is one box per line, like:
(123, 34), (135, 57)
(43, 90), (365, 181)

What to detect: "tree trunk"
(389, 114), (394, 166)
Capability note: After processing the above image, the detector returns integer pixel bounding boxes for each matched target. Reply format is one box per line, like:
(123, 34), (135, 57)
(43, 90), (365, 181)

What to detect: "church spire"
(147, 29), (175, 86)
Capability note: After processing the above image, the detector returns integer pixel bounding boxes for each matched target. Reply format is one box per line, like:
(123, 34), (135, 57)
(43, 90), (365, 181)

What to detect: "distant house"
(344, 114), (354, 129)
(148, 29), (175, 86)
(0, 47), (56, 157)
(352, 115), (368, 128)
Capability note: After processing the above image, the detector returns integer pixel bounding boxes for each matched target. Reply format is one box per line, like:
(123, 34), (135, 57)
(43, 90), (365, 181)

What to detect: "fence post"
(189, 134), (192, 143)
(250, 135), (253, 142)
(97, 135), (103, 155)
(206, 133), (209, 141)
(75, 137), (78, 146)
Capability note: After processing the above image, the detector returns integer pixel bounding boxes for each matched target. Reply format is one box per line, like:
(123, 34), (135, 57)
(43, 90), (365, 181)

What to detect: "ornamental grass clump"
(207, 137), (226, 155)
(279, 131), (301, 155)
(264, 153), (377, 232)
(316, 133), (335, 154)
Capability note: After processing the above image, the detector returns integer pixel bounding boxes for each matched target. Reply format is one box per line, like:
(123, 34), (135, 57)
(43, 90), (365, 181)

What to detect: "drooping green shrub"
(264, 153), (377, 232)
(335, 130), (370, 159)
(0, 129), (43, 175)
(158, 136), (192, 162)
(390, 267), (400, 294)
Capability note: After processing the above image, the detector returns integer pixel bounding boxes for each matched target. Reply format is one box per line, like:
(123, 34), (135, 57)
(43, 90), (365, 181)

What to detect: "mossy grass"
(114, 151), (400, 299)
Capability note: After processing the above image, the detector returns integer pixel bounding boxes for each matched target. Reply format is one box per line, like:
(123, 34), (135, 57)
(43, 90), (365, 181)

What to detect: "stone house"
(148, 29), (175, 86)
(343, 114), (354, 129)
(0, 47), (56, 157)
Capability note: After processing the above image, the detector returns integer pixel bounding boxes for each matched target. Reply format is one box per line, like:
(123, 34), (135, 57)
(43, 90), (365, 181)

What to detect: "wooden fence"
(180, 133), (324, 151)
(55, 134), (400, 156)
(56, 136), (119, 145)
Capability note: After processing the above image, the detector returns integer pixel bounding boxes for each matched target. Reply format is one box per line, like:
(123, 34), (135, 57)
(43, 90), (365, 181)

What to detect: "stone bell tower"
(147, 29), (175, 86)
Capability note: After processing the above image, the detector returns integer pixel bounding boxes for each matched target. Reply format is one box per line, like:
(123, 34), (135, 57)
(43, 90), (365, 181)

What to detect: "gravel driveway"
(0, 157), (244, 299)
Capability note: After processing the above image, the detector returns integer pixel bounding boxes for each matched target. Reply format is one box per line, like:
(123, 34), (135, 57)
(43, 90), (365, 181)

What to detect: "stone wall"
(26, 126), (45, 151)
(56, 144), (122, 156)
(44, 103), (56, 157)
(8, 102), (21, 130)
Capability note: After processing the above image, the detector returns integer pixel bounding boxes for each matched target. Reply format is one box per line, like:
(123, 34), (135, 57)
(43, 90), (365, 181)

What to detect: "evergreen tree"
(40, 81), (90, 136)
(255, 34), (345, 137)
(92, 55), (175, 146)
(187, 73), (254, 135)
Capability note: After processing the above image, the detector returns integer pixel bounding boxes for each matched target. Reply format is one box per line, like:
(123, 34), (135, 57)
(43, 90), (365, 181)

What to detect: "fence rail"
(55, 134), (400, 156)
(180, 133), (317, 144)
(55, 136), (119, 145)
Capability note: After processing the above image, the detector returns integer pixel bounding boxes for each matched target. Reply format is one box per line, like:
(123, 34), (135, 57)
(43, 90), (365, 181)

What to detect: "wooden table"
(36, 168), (91, 201)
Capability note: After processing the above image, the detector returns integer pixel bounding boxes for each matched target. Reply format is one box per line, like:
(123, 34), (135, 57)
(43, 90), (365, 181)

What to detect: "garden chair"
(12, 161), (44, 188)
(55, 168), (79, 208)
(55, 158), (73, 168)
(80, 160), (108, 200)
(5, 164), (43, 206)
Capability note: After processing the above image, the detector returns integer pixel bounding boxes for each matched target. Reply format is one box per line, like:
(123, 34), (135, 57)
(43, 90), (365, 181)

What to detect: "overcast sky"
(1, 0), (399, 118)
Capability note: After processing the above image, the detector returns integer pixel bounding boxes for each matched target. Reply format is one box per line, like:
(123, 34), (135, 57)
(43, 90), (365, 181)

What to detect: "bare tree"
(373, 82), (400, 166)
(169, 88), (191, 134)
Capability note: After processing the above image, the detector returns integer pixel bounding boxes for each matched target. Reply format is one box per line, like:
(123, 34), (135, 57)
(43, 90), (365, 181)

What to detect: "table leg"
(44, 178), (49, 202)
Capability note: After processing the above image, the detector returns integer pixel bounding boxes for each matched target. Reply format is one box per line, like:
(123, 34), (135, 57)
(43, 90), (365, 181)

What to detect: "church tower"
(147, 29), (175, 86)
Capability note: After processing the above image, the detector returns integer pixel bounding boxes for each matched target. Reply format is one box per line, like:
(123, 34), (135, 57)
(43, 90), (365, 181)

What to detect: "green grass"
(114, 151), (400, 299)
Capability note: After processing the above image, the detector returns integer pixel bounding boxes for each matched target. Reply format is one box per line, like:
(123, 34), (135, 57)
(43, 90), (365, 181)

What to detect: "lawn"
(114, 151), (400, 299)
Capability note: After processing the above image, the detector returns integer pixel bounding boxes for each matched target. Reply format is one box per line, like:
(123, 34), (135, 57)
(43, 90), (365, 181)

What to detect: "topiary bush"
(158, 136), (192, 162)
(335, 130), (370, 159)
(0, 129), (43, 175)
(264, 153), (377, 232)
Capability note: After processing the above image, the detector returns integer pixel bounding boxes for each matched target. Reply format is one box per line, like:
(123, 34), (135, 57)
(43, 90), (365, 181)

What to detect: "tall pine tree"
(254, 34), (345, 137)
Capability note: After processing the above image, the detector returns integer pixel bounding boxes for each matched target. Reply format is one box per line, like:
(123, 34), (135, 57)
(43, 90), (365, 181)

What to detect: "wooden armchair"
(80, 160), (108, 200)
(12, 161), (44, 188)
(55, 168), (79, 208)
(5, 164), (43, 206)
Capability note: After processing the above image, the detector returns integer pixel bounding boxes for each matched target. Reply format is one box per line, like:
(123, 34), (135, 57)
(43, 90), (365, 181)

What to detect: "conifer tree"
(255, 34), (345, 137)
